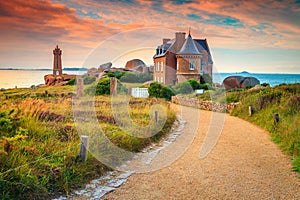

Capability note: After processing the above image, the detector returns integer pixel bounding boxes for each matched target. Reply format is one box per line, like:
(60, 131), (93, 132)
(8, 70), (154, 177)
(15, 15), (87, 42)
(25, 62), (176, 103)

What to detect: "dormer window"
(190, 62), (194, 70)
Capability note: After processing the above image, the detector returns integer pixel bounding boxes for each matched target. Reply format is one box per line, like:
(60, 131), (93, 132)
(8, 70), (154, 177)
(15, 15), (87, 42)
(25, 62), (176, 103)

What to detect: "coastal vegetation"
(171, 82), (299, 173)
(229, 84), (300, 173)
(0, 85), (175, 199)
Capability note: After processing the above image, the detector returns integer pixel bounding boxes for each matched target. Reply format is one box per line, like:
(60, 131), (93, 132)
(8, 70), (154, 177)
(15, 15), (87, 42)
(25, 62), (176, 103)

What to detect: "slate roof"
(194, 39), (209, 51)
(177, 34), (200, 55)
(153, 39), (175, 58)
(153, 33), (213, 64)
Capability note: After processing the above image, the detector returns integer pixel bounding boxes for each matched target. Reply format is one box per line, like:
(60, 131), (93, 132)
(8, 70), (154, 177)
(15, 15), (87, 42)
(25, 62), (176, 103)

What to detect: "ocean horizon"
(0, 69), (299, 89)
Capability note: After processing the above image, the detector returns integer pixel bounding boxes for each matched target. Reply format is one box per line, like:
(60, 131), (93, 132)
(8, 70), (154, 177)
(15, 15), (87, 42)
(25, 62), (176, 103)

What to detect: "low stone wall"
(171, 96), (240, 113)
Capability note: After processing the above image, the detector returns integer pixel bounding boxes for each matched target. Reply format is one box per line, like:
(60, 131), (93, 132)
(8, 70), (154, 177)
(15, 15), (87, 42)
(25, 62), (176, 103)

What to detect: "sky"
(0, 0), (300, 73)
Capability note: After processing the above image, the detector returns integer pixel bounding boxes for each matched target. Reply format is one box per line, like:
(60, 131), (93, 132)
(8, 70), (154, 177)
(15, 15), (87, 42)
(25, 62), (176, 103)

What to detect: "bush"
(174, 82), (193, 94)
(96, 78), (111, 95)
(187, 79), (201, 90)
(200, 74), (212, 85)
(85, 78), (128, 95)
(148, 82), (174, 101)
(120, 72), (153, 83)
(83, 76), (96, 85)
(66, 78), (76, 85)
(66, 76), (96, 86)
(261, 82), (270, 87)
(199, 83), (214, 90)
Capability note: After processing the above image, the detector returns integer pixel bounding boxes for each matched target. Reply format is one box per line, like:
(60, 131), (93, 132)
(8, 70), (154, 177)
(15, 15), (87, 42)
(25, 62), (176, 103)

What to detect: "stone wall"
(171, 96), (240, 113)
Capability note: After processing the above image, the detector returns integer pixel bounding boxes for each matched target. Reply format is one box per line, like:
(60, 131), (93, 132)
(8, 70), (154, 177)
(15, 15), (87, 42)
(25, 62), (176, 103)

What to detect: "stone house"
(153, 31), (213, 85)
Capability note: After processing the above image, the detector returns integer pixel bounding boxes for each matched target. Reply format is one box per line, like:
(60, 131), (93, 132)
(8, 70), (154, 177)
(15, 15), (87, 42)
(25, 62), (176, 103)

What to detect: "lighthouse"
(53, 45), (62, 76)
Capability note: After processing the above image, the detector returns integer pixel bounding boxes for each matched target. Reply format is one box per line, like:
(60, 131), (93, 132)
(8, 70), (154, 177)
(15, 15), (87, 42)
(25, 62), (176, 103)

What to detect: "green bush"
(199, 83), (213, 90)
(187, 79), (201, 90)
(85, 78), (128, 95)
(174, 81), (193, 94)
(200, 74), (212, 84)
(148, 82), (174, 101)
(261, 82), (270, 87)
(83, 76), (96, 85)
(66, 76), (96, 86)
(120, 72), (153, 83)
(66, 78), (76, 85)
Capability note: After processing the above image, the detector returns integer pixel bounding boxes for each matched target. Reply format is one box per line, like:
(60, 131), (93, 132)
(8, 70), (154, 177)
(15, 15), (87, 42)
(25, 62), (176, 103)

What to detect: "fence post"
(110, 77), (117, 96)
(249, 106), (253, 116)
(273, 113), (279, 124)
(155, 111), (158, 123)
(76, 78), (84, 97)
(80, 135), (89, 162)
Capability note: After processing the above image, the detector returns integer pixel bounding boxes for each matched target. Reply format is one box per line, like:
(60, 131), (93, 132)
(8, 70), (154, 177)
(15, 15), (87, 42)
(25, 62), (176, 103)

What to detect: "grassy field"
(0, 86), (175, 199)
(228, 84), (300, 173)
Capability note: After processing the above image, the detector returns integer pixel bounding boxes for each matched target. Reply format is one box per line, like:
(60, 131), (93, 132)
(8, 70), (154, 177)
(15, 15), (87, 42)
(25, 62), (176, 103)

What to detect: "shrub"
(66, 78), (76, 85)
(83, 76), (96, 85)
(261, 82), (270, 87)
(96, 78), (111, 95)
(200, 74), (212, 85)
(67, 76), (96, 85)
(187, 79), (201, 90)
(120, 72), (153, 83)
(174, 81), (193, 94)
(148, 82), (174, 100)
(85, 78), (128, 95)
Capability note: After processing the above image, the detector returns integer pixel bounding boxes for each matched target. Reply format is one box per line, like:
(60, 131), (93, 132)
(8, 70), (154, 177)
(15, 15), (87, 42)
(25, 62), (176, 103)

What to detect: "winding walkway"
(103, 105), (299, 199)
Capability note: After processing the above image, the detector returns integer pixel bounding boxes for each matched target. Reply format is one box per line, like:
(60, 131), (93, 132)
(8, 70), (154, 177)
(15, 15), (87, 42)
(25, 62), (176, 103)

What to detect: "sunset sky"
(0, 0), (300, 73)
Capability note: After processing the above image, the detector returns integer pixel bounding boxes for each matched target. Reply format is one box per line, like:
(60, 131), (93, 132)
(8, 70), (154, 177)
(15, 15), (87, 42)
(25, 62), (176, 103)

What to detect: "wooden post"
(155, 111), (158, 123)
(273, 113), (279, 124)
(110, 77), (117, 96)
(249, 106), (253, 116)
(80, 135), (89, 162)
(76, 78), (84, 97)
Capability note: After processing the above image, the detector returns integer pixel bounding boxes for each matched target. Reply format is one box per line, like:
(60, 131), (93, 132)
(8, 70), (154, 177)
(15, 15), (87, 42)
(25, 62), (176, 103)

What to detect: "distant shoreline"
(0, 68), (88, 71)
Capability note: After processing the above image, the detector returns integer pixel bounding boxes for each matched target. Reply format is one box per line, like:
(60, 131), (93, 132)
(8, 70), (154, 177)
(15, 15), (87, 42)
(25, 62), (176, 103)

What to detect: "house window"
(177, 60), (179, 70)
(161, 62), (164, 72)
(161, 77), (164, 83)
(190, 62), (194, 70)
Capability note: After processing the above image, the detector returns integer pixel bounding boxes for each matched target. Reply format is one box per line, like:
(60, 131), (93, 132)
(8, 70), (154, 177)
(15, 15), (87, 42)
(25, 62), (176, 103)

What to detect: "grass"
(229, 84), (300, 173)
(0, 86), (175, 199)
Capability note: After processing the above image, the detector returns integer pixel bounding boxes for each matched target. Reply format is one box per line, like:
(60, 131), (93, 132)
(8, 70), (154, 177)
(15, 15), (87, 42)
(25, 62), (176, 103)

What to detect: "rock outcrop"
(125, 59), (146, 71)
(222, 76), (260, 89)
(44, 74), (76, 86)
(98, 62), (112, 72)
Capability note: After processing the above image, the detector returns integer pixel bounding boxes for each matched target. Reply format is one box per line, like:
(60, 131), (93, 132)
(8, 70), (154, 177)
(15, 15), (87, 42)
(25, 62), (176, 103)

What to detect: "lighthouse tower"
(53, 45), (62, 76)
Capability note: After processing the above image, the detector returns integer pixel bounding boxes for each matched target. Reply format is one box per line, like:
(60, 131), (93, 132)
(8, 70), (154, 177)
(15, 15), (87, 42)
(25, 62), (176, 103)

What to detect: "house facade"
(153, 31), (213, 85)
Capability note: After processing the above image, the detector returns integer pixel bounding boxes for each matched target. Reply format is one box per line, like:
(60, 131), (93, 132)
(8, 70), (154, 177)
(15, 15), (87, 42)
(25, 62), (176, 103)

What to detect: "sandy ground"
(103, 105), (300, 200)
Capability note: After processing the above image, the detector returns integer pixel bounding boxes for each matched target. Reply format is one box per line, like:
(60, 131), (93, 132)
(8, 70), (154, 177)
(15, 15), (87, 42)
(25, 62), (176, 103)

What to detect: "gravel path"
(103, 105), (300, 199)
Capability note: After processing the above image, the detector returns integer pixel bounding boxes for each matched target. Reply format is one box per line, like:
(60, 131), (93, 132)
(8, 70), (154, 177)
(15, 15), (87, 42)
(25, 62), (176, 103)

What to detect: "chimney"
(175, 32), (186, 52)
(163, 38), (171, 44)
(175, 32), (185, 43)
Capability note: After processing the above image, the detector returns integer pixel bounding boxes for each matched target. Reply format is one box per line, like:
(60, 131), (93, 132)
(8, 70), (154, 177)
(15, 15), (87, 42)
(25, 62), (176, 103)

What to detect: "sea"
(0, 70), (299, 89)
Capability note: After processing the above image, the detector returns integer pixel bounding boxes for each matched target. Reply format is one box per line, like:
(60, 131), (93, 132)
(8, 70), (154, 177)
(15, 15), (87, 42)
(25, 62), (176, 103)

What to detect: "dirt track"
(103, 105), (299, 199)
